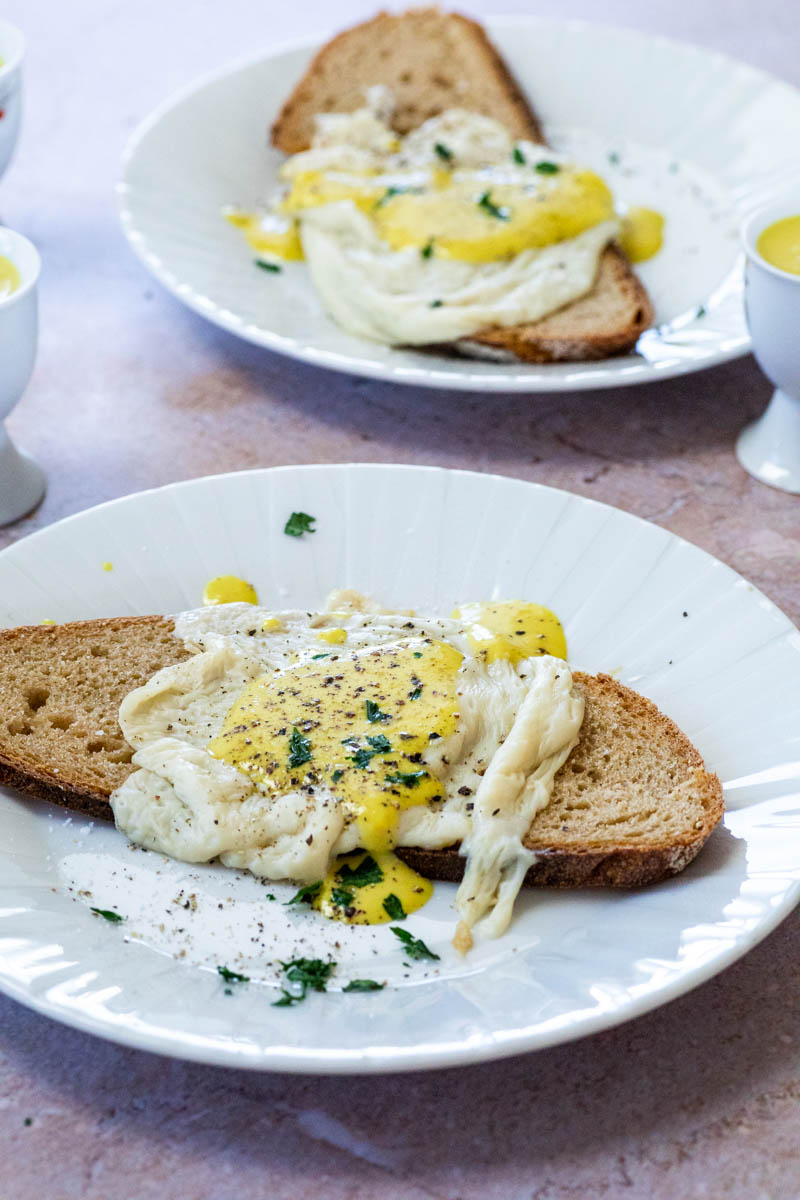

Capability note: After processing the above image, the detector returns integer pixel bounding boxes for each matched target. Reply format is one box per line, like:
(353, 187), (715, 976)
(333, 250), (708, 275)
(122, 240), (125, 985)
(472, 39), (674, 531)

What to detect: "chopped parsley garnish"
(477, 191), (509, 220)
(343, 979), (385, 992)
(265, 893), (276, 901)
(383, 893), (406, 921)
(374, 184), (422, 208)
(421, 239), (434, 259)
(348, 734), (391, 768)
(696, 304), (707, 318)
(217, 965), (249, 983)
(284, 511), (316, 537)
(312, 652), (331, 659)
(408, 686), (422, 700)
(90, 907), (124, 923)
(512, 146), (526, 165)
(385, 770), (427, 788)
(434, 141), (453, 161)
(255, 259), (282, 272)
(413, 651), (423, 658)
(429, 299), (443, 308)
(366, 699), (390, 723)
(366, 733), (392, 753)
(272, 957), (335, 1005)
(288, 726), (312, 768)
(286, 880), (322, 906)
(535, 160), (560, 174)
(331, 887), (354, 908)
(331, 769), (344, 784)
(608, 151), (621, 166)
(337, 855), (384, 888)
(391, 926), (440, 961)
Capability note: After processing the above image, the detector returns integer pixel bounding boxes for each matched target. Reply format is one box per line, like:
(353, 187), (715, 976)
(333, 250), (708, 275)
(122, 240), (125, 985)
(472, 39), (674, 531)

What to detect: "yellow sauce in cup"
(0, 255), (20, 299)
(757, 215), (800, 276)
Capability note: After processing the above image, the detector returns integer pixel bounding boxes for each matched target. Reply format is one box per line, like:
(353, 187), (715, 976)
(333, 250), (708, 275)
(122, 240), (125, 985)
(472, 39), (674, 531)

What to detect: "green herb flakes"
(429, 299), (443, 308)
(312, 652), (331, 659)
(288, 726), (312, 768)
(383, 893), (406, 921)
(477, 191), (509, 220)
(391, 926), (440, 961)
(366, 699), (390, 723)
(434, 142), (453, 161)
(286, 880), (322, 906)
(343, 979), (385, 992)
(255, 259), (282, 272)
(332, 769), (344, 784)
(90, 907), (124, 923)
(272, 957), (335, 1006)
(535, 161), (560, 175)
(217, 965), (249, 983)
(337, 855), (384, 888)
(408, 686), (422, 700)
(512, 146), (526, 165)
(385, 770), (427, 788)
(284, 511), (316, 537)
(331, 887), (354, 908)
(421, 239), (434, 259)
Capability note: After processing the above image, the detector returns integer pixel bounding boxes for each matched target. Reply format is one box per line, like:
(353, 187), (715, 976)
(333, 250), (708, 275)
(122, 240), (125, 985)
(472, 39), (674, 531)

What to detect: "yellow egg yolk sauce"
(226, 209), (304, 260)
(619, 206), (664, 263)
(203, 575), (259, 606)
(315, 850), (432, 924)
(453, 601), (567, 664)
(279, 166), (615, 264)
(757, 215), (800, 276)
(208, 637), (463, 854)
(0, 255), (21, 300)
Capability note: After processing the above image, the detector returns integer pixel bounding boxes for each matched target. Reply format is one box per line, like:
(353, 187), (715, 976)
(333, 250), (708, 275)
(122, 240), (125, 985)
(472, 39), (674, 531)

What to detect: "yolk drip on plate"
(208, 637), (463, 852)
(618, 206), (664, 263)
(203, 575), (259, 606)
(315, 850), (432, 923)
(452, 601), (567, 663)
(0, 255), (21, 300)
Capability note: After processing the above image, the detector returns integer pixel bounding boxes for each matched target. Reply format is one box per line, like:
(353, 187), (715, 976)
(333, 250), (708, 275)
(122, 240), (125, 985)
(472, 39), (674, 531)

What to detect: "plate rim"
(1, 461), (800, 1073)
(112, 13), (791, 394)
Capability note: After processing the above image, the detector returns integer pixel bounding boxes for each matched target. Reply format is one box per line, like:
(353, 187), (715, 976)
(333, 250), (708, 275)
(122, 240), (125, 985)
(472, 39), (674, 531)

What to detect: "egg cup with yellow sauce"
(737, 196), (800, 493)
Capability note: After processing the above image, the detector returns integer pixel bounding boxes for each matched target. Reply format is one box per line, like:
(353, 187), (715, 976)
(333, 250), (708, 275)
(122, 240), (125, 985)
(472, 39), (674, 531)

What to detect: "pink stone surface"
(1, 1), (799, 1196)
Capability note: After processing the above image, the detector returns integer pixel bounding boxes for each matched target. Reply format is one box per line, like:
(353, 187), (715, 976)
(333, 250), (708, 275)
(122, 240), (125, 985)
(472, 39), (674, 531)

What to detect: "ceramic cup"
(0, 226), (45, 524)
(0, 21), (24, 183)
(737, 194), (800, 493)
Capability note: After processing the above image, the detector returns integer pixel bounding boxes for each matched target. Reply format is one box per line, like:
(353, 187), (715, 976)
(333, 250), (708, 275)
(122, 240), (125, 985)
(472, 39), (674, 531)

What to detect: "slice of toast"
(0, 616), (723, 886)
(269, 8), (654, 363)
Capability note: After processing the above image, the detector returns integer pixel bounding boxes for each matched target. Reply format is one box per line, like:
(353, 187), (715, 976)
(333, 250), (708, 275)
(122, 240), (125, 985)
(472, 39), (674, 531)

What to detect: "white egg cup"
(737, 196), (800, 493)
(0, 227), (44, 525)
(0, 21), (24, 184)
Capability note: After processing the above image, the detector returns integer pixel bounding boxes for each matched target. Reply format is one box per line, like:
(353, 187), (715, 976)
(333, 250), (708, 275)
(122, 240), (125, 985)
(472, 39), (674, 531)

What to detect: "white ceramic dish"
(117, 17), (800, 392)
(1, 464), (800, 1073)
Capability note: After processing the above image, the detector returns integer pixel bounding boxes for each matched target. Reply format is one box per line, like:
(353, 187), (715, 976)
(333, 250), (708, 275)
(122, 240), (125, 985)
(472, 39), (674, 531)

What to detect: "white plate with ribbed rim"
(1, 464), (800, 1073)
(116, 17), (800, 392)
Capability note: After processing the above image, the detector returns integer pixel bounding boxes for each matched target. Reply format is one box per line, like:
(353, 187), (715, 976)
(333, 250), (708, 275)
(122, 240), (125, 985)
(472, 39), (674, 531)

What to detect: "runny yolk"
(317, 627), (347, 644)
(618, 207), (664, 263)
(0, 255), (21, 300)
(757, 215), (800, 276)
(225, 208), (304, 260)
(203, 575), (259, 606)
(452, 601), (567, 663)
(208, 637), (463, 853)
(315, 850), (432, 924)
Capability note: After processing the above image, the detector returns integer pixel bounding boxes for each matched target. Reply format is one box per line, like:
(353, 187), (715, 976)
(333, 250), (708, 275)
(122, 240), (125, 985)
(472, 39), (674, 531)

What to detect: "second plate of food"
(1, 464), (799, 1072)
(118, 14), (800, 391)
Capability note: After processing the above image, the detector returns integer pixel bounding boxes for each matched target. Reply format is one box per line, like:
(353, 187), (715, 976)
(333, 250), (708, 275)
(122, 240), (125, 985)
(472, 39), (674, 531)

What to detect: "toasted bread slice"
(271, 8), (543, 152)
(269, 8), (653, 362)
(0, 616), (722, 886)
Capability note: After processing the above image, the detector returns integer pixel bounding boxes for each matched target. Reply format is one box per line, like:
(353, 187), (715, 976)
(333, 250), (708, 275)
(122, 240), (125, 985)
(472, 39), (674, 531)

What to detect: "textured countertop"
(1, 2), (799, 1197)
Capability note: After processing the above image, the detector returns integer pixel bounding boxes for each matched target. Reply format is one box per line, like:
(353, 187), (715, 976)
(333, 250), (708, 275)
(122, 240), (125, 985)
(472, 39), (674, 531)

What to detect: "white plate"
(2, 464), (800, 1073)
(117, 17), (800, 392)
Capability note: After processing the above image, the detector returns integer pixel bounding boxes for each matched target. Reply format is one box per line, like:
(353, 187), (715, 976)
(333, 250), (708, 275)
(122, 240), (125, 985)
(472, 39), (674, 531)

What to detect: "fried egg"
(110, 596), (583, 940)
(228, 94), (663, 346)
